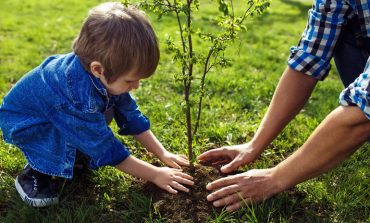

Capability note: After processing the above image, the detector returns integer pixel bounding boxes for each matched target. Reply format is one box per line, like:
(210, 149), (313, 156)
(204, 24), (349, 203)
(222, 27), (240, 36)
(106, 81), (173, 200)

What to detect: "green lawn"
(0, 0), (369, 222)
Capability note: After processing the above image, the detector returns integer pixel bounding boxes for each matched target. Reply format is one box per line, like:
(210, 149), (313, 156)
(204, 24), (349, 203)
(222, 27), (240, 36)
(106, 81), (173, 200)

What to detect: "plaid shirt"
(288, 0), (370, 80)
(287, 0), (370, 120)
(339, 57), (370, 119)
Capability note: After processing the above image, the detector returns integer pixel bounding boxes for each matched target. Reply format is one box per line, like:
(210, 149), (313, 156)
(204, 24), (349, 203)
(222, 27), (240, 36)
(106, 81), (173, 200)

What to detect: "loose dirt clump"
(143, 164), (223, 223)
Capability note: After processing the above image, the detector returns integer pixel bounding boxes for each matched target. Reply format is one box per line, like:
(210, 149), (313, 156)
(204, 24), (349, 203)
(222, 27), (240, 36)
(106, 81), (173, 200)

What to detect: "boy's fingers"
(174, 175), (194, 186)
(173, 163), (182, 169)
(178, 156), (189, 161)
(176, 158), (190, 166)
(179, 154), (188, 159)
(168, 161), (181, 169)
(171, 181), (189, 193)
(176, 172), (193, 180)
(170, 167), (183, 172)
(165, 185), (178, 194)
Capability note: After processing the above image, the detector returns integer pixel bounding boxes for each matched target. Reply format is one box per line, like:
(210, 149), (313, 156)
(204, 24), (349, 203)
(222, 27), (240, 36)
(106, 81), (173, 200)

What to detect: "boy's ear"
(90, 61), (104, 78)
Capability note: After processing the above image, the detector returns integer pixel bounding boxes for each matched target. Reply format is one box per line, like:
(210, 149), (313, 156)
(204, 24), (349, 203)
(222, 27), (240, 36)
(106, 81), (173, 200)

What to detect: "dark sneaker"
(15, 164), (59, 207)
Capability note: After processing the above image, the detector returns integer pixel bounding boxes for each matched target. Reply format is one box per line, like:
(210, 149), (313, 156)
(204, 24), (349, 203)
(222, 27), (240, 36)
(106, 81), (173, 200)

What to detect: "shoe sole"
(15, 176), (59, 207)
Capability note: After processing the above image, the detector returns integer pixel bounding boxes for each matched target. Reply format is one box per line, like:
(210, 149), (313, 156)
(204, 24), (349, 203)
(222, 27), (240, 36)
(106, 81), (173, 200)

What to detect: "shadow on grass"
(232, 188), (332, 222)
(0, 169), (153, 223)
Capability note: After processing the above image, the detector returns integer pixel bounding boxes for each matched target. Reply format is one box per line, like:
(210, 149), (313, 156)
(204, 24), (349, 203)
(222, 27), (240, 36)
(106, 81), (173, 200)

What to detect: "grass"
(0, 0), (369, 222)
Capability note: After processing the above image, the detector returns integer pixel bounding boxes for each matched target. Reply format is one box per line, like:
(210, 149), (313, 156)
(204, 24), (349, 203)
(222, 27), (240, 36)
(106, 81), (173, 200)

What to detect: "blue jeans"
(334, 16), (370, 87)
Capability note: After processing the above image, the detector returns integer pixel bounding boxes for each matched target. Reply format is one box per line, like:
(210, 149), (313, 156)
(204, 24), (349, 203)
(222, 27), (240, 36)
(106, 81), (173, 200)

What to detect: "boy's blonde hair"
(73, 2), (159, 83)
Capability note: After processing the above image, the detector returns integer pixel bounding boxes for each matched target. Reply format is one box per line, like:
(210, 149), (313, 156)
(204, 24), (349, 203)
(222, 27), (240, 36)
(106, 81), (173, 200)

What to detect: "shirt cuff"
(118, 114), (150, 135)
(287, 47), (331, 80)
(90, 137), (131, 169)
(339, 73), (370, 119)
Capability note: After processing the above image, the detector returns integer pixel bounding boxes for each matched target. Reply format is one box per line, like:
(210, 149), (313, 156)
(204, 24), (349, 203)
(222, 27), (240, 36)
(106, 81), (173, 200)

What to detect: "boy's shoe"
(15, 164), (59, 207)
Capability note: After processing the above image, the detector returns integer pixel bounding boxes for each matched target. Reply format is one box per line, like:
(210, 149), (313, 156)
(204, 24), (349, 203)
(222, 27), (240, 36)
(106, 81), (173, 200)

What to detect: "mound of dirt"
(143, 165), (223, 223)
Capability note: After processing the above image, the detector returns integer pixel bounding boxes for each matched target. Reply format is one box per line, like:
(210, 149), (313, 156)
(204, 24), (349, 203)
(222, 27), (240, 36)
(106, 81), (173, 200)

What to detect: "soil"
(143, 164), (224, 223)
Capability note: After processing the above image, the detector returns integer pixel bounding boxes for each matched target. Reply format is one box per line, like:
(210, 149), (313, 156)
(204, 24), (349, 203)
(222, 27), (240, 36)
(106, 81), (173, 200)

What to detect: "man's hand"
(152, 167), (194, 194)
(159, 151), (190, 169)
(197, 143), (261, 173)
(205, 106), (370, 211)
(206, 168), (281, 211)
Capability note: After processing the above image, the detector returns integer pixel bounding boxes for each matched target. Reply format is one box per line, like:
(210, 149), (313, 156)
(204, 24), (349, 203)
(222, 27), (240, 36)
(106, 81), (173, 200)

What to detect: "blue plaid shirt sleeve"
(339, 57), (370, 119)
(288, 0), (352, 80)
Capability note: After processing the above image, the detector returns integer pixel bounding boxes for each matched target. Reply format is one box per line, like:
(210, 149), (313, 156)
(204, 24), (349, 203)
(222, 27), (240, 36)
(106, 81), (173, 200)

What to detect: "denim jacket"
(0, 53), (150, 179)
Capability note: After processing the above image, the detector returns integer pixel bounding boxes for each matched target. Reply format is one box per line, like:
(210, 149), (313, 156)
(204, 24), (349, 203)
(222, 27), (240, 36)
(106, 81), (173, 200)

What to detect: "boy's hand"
(153, 167), (194, 194)
(159, 151), (190, 169)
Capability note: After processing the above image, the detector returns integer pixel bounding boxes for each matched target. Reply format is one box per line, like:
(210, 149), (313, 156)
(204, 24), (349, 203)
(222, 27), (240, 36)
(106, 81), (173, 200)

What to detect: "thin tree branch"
(193, 48), (214, 136)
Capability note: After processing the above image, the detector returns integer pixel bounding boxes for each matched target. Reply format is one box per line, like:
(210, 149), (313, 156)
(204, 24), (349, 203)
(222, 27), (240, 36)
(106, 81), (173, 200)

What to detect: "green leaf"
(217, 0), (230, 16)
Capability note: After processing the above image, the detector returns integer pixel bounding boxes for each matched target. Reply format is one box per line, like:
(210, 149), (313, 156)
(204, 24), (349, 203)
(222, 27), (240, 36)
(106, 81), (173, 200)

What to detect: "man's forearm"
(251, 66), (318, 152)
(273, 106), (370, 190)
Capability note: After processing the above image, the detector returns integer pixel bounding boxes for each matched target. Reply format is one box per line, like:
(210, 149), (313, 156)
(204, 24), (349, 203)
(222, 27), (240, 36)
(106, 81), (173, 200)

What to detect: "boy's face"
(90, 62), (141, 95)
(100, 70), (141, 95)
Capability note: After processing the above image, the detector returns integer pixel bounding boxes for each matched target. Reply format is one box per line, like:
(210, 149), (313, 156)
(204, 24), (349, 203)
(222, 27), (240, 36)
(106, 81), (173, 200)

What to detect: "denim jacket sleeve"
(48, 103), (131, 169)
(111, 93), (150, 135)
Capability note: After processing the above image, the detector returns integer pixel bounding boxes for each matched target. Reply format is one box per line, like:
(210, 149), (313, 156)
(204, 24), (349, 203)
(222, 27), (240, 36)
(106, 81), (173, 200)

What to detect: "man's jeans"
(334, 16), (370, 87)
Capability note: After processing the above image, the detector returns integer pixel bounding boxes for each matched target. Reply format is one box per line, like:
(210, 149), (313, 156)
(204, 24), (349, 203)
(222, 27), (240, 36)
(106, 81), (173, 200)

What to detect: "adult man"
(198, 0), (370, 211)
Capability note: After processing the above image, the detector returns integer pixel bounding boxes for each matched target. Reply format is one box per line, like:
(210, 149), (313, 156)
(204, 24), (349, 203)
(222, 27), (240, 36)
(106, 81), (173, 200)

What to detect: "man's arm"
(274, 106), (370, 189)
(206, 106), (370, 211)
(199, 0), (351, 172)
(198, 67), (318, 173)
(250, 66), (318, 152)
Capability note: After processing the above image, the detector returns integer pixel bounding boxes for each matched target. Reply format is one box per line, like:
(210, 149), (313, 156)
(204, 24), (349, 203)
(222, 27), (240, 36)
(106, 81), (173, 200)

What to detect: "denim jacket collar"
(88, 74), (109, 97)
(74, 55), (109, 97)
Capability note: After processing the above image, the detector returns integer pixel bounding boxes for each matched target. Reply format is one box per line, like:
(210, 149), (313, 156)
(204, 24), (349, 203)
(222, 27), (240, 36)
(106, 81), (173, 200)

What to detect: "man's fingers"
(212, 193), (241, 207)
(226, 196), (253, 212)
(206, 184), (240, 202)
(174, 175), (194, 186)
(226, 201), (242, 212)
(197, 148), (229, 162)
(210, 158), (232, 166)
(206, 175), (238, 190)
(220, 157), (244, 173)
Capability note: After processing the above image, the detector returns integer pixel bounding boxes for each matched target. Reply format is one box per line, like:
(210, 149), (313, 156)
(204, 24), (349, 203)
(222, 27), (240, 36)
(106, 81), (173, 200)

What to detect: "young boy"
(0, 2), (193, 207)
